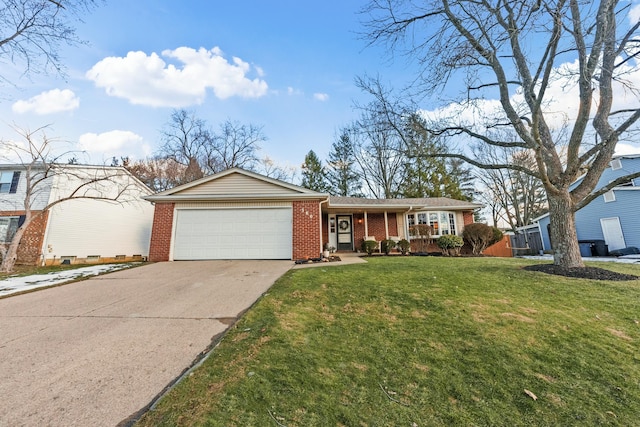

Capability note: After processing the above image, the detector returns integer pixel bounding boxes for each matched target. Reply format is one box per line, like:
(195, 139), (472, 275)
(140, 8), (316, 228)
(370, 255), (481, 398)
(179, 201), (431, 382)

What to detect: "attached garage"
(146, 168), (326, 262)
(173, 207), (293, 260)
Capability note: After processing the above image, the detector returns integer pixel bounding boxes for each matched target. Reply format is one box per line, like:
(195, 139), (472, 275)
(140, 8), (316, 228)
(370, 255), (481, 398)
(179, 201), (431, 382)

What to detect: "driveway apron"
(0, 260), (292, 426)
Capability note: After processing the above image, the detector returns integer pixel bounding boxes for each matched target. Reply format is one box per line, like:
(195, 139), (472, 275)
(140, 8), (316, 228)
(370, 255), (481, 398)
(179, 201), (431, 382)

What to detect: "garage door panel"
(173, 208), (292, 260)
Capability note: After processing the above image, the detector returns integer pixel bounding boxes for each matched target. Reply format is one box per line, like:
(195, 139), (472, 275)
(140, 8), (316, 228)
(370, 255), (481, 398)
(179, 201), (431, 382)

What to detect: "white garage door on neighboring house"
(173, 208), (293, 260)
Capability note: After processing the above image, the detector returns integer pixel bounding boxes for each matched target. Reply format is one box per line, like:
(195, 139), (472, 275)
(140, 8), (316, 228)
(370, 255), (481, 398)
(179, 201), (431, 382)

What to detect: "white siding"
(43, 197), (154, 260)
(175, 173), (303, 196)
(42, 167), (154, 260)
(0, 170), (53, 211)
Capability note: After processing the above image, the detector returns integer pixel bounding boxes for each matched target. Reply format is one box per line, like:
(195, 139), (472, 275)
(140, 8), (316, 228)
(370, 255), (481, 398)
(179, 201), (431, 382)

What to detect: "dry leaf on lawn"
(524, 389), (538, 401)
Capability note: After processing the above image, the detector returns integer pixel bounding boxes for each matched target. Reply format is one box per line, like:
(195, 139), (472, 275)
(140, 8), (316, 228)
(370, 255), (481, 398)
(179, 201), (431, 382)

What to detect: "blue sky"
(2, 0), (639, 173)
(1, 0), (409, 169)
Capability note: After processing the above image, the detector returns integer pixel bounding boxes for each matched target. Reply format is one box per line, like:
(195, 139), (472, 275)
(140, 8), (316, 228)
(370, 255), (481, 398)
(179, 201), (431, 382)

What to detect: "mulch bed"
(294, 256), (342, 264)
(524, 264), (638, 281)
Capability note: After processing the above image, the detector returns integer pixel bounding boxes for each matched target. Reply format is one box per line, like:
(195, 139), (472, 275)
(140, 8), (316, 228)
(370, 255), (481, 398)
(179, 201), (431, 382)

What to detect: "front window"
(0, 172), (13, 193)
(407, 211), (457, 237)
(0, 217), (20, 243)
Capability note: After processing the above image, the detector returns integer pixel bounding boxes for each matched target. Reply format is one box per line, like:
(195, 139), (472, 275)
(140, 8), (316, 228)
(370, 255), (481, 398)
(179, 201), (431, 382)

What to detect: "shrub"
(381, 239), (396, 255)
(361, 239), (378, 256)
(491, 227), (504, 246)
(437, 234), (464, 256)
(397, 239), (411, 255)
(409, 224), (433, 253)
(462, 223), (502, 255)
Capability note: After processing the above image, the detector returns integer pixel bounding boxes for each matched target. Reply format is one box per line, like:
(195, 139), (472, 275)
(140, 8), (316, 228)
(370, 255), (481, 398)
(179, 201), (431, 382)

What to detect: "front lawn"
(138, 257), (640, 426)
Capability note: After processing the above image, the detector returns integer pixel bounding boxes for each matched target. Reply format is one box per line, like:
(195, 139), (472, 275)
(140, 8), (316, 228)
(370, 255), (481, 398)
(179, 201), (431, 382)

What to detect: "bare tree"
(364, 0), (640, 268)
(0, 126), (142, 272)
(255, 156), (297, 182)
(0, 0), (99, 83)
(474, 144), (547, 231)
(204, 119), (264, 173)
(159, 109), (209, 182)
(353, 77), (407, 198)
(123, 156), (188, 192)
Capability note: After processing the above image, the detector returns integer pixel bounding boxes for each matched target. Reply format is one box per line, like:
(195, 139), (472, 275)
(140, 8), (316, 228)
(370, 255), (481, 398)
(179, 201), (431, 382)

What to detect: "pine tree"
(300, 150), (330, 192)
(325, 130), (362, 196)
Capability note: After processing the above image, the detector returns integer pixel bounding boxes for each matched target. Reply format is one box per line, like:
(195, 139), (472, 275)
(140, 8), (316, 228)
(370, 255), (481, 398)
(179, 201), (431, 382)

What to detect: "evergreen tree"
(300, 150), (330, 192)
(325, 129), (362, 196)
(398, 114), (477, 201)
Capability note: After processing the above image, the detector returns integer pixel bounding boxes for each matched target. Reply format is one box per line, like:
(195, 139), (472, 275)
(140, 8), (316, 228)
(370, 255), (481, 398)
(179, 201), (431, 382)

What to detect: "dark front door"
(336, 215), (353, 251)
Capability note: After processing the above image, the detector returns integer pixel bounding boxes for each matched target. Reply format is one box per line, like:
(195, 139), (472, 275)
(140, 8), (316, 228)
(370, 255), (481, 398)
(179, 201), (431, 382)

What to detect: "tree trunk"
(0, 224), (28, 273)
(547, 192), (584, 268)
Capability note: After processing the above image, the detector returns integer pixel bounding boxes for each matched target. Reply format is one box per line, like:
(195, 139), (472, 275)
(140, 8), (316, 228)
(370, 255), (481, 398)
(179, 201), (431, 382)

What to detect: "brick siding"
(463, 210), (474, 226)
(148, 203), (175, 262)
(292, 200), (322, 259)
(0, 210), (49, 265)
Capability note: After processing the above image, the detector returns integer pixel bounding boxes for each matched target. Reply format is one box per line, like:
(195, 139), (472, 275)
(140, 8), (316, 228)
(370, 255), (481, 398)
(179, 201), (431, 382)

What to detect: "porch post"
(364, 211), (369, 236)
(384, 211), (389, 239)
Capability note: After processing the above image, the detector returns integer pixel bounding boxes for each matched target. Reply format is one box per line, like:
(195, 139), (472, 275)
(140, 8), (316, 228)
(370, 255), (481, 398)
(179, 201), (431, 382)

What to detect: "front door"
(336, 215), (353, 251)
(600, 217), (626, 251)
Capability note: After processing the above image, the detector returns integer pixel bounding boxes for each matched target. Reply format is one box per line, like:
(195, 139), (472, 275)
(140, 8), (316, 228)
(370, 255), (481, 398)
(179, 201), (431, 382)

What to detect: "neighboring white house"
(0, 163), (154, 265)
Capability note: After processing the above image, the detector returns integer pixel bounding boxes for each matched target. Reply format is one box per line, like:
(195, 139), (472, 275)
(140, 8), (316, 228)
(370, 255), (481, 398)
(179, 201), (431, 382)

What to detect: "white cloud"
(421, 58), (640, 134)
(287, 87), (303, 96)
(314, 93), (329, 101)
(78, 130), (143, 153)
(12, 89), (80, 115)
(86, 47), (269, 107)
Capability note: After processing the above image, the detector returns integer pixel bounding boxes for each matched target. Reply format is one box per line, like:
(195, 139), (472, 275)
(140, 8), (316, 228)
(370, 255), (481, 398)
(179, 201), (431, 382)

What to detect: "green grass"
(138, 257), (640, 426)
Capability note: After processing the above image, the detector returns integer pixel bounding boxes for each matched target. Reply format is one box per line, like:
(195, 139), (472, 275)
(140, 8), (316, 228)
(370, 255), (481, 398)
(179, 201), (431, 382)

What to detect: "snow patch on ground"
(519, 255), (640, 264)
(0, 264), (138, 297)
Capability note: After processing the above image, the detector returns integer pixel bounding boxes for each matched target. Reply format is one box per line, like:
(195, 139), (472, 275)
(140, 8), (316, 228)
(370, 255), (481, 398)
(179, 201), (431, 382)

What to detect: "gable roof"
(327, 196), (481, 211)
(144, 168), (328, 202)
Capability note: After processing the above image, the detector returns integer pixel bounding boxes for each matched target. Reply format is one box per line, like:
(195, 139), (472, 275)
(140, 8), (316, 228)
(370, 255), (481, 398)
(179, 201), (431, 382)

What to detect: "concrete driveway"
(0, 260), (292, 427)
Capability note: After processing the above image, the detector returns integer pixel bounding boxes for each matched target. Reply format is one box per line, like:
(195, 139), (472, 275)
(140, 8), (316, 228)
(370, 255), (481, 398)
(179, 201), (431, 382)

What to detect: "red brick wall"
(1, 210), (48, 265)
(148, 203), (175, 262)
(463, 211), (474, 226)
(388, 213), (398, 237)
(366, 213), (385, 240)
(353, 213), (365, 250)
(293, 200), (322, 259)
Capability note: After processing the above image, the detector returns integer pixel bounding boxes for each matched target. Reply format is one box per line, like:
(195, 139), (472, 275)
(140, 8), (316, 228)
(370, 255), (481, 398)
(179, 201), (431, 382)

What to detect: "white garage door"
(173, 208), (293, 260)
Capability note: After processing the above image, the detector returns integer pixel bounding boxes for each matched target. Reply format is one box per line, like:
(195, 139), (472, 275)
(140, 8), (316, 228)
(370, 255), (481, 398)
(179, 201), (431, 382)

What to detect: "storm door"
(336, 215), (353, 251)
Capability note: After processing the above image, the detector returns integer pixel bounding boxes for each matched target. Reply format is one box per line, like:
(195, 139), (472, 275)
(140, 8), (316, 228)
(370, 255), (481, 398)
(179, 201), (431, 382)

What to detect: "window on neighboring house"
(603, 190), (616, 203)
(0, 217), (20, 243)
(0, 171), (20, 193)
(407, 214), (415, 227)
(610, 158), (622, 170)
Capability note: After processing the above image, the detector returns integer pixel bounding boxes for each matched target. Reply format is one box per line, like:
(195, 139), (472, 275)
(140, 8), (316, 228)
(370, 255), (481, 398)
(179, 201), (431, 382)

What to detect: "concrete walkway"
(0, 260), (292, 427)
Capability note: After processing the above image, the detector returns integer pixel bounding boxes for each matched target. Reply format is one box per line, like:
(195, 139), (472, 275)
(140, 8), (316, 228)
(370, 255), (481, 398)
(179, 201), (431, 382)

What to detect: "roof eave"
(144, 193), (329, 202)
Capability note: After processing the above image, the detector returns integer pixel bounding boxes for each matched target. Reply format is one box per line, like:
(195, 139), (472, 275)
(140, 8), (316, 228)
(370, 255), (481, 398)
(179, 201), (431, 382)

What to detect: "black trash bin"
(593, 240), (608, 256)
